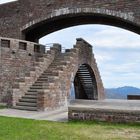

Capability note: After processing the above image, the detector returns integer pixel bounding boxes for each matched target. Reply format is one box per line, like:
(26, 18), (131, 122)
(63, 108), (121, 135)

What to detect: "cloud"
(86, 26), (140, 49)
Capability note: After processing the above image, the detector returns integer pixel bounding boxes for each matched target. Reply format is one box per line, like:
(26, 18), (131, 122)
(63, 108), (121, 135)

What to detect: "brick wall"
(0, 37), (61, 106)
(68, 107), (140, 123)
(37, 38), (105, 111)
(0, 0), (139, 41)
(0, 37), (104, 110)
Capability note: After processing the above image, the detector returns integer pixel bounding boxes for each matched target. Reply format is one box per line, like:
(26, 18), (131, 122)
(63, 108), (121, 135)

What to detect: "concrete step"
(34, 81), (44, 84)
(78, 75), (91, 78)
(32, 83), (43, 86)
(41, 72), (59, 76)
(48, 67), (64, 71)
(19, 98), (37, 103)
(30, 86), (43, 89)
(81, 81), (92, 84)
(27, 89), (37, 92)
(25, 92), (38, 95)
(14, 106), (37, 111)
(78, 70), (89, 72)
(83, 82), (93, 84)
(80, 78), (92, 81)
(16, 102), (37, 107)
(78, 73), (90, 75)
(22, 95), (37, 99)
(53, 61), (69, 65)
(32, 83), (43, 87)
(39, 75), (49, 78)
(37, 78), (48, 81)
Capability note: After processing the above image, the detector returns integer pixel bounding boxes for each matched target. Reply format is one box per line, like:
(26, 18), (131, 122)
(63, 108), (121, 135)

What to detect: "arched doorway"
(73, 64), (98, 100)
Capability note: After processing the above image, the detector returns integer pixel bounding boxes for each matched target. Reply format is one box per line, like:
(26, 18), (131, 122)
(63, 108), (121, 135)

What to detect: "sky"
(0, 0), (16, 4)
(40, 25), (140, 88)
(1, 0), (140, 88)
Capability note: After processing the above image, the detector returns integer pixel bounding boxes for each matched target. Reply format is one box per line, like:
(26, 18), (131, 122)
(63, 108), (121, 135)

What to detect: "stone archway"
(74, 64), (98, 100)
(22, 10), (140, 42)
(0, 0), (139, 40)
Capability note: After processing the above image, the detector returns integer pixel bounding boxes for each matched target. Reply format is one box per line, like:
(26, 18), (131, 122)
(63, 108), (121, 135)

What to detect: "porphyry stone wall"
(37, 38), (105, 111)
(0, 0), (139, 41)
(0, 37), (60, 105)
(68, 99), (140, 123)
(0, 37), (104, 110)
(68, 107), (140, 123)
(0, 37), (43, 103)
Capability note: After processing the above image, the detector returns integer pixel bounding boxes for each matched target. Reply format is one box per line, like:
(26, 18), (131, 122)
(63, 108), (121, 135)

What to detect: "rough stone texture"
(0, 37), (60, 106)
(0, 0), (139, 41)
(0, 37), (104, 110)
(68, 100), (140, 123)
(68, 108), (140, 123)
(36, 38), (105, 111)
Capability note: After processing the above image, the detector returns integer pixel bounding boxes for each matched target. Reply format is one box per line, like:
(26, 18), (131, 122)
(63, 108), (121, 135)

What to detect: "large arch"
(22, 12), (140, 42)
(0, 0), (139, 40)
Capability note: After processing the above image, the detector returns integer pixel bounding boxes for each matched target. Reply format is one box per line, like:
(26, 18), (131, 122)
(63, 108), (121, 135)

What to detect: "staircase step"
(16, 102), (37, 107)
(32, 83), (43, 86)
(14, 106), (37, 111)
(30, 86), (43, 89)
(28, 89), (37, 92)
(33, 82), (46, 86)
(26, 92), (38, 95)
(19, 98), (37, 103)
(37, 78), (48, 81)
(34, 81), (44, 84)
(41, 73), (59, 77)
(22, 95), (37, 99)
(49, 67), (64, 71)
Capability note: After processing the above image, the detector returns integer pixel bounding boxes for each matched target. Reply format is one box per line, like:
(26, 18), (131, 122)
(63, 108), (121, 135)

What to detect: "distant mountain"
(105, 86), (140, 99)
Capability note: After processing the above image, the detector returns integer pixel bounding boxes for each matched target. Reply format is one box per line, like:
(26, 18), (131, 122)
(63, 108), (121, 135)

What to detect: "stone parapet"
(68, 107), (140, 123)
(68, 100), (140, 123)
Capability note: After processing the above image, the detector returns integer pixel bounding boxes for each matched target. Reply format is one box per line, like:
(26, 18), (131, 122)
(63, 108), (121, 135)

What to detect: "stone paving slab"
(0, 108), (68, 122)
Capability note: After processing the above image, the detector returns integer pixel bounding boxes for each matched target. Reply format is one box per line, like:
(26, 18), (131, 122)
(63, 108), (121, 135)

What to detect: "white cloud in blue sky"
(40, 25), (140, 88)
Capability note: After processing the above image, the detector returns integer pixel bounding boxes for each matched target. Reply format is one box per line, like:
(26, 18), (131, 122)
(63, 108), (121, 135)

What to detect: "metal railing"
(45, 43), (66, 53)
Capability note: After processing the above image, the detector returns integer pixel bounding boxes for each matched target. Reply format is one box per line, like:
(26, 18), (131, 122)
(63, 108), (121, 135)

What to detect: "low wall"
(127, 95), (140, 100)
(68, 100), (140, 123)
(69, 107), (140, 123)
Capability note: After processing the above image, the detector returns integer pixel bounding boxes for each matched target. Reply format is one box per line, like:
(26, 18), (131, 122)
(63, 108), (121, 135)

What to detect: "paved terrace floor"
(69, 99), (140, 111)
(0, 107), (68, 122)
(0, 99), (140, 122)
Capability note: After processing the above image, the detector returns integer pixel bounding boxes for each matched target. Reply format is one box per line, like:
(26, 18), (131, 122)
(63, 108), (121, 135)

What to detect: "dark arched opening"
(74, 64), (98, 100)
(23, 13), (140, 42)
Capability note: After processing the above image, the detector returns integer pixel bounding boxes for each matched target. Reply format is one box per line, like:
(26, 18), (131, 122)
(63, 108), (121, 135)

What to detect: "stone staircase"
(14, 53), (70, 111)
(77, 64), (94, 99)
(13, 38), (105, 111)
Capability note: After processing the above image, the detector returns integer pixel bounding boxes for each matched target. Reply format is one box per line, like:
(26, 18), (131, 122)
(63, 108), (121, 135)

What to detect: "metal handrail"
(44, 43), (66, 53)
